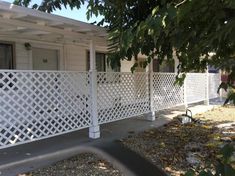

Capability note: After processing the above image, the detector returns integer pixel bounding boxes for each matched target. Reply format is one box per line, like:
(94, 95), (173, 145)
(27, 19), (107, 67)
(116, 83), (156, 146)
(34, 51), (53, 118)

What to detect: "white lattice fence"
(97, 72), (150, 124)
(209, 73), (220, 99)
(152, 73), (184, 111)
(186, 73), (207, 104)
(0, 70), (92, 149)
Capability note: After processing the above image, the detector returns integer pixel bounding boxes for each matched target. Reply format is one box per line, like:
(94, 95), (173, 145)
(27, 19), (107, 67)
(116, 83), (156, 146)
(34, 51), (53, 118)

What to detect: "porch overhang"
(0, 1), (108, 47)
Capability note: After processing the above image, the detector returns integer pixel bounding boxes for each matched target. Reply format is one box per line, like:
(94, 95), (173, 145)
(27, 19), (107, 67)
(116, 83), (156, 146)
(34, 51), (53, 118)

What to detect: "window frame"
(87, 51), (106, 72)
(0, 41), (15, 70)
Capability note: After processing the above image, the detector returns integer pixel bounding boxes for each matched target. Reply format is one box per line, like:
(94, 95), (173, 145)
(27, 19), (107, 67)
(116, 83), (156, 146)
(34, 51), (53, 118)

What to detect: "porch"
(0, 98), (223, 176)
(0, 1), (222, 150)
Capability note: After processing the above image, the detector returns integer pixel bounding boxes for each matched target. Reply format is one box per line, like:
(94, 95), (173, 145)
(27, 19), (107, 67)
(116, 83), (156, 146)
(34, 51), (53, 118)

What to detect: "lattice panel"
(152, 73), (184, 111)
(186, 73), (207, 104)
(209, 73), (220, 99)
(97, 72), (150, 124)
(0, 71), (92, 148)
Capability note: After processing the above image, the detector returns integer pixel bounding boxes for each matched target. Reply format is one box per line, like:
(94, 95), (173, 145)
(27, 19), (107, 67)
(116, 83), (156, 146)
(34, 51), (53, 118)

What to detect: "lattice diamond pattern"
(97, 72), (150, 124)
(186, 73), (207, 104)
(0, 71), (92, 148)
(152, 73), (184, 111)
(209, 73), (220, 99)
(0, 70), (221, 149)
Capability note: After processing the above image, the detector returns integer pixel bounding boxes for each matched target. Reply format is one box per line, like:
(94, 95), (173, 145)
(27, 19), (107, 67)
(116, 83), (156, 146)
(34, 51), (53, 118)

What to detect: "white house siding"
(120, 59), (135, 72)
(64, 44), (88, 71)
(15, 42), (31, 70)
(1, 37), (135, 72)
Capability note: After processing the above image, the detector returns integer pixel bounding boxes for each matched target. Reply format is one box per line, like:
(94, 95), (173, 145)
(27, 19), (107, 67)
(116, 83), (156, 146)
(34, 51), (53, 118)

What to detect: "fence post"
(89, 39), (100, 139)
(204, 67), (210, 105)
(219, 70), (223, 100)
(184, 74), (188, 109)
(146, 61), (155, 121)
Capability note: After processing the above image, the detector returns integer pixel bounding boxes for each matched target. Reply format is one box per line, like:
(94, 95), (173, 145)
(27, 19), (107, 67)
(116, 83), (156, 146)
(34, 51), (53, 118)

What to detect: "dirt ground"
(22, 106), (235, 176)
(195, 106), (235, 122)
(122, 106), (235, 176)
(21, 153), (123, 176)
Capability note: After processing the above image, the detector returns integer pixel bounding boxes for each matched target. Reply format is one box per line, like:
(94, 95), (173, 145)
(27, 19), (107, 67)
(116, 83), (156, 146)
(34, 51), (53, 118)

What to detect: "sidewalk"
(0, 101), (221, 176)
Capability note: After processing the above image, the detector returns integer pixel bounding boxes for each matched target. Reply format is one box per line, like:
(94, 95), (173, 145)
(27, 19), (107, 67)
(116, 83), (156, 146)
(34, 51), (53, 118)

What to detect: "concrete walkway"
(0, 100), (222, 176)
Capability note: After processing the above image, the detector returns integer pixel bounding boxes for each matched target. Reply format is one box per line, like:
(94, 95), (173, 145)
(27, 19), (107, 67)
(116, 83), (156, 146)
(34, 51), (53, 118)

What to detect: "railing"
(0, 70), (220, 149)
(186, 73), (207, 104)
(97, 72), (150, 124)
(152, 73), (184, 111)
(209, 73), (221, 99)
(0, 70), (92, 148)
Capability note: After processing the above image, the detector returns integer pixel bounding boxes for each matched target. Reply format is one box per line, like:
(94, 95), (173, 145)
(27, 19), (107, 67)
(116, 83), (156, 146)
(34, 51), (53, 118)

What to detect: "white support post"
(219, 70), (223, 100)
(146, 60), (155, 121)
(174, 57), (179, 73)
(184, 74), (188, 109)
(204, 66), (210, 105)
(89, 39), (100, 139)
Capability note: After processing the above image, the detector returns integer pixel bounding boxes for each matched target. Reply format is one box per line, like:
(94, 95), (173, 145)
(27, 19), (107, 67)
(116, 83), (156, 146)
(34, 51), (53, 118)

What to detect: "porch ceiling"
(0, 1), (108, 47)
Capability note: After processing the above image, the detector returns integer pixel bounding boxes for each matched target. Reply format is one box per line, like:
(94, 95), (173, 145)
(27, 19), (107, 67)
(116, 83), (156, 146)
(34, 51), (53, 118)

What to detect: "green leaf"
(184, 169), (195, 176)
(224, 164), (235, 176)
(198, 170), (210, 176)
(220, 144), (234, 163)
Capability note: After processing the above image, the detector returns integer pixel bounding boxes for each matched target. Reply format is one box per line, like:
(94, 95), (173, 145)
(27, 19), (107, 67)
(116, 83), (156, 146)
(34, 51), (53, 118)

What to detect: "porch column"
(219, 70), (223, 100)
(146, 60), (155, 121)
(174, 57), (179, 73)
(204, 66), (210, 105)
(89, 39), (100, 139)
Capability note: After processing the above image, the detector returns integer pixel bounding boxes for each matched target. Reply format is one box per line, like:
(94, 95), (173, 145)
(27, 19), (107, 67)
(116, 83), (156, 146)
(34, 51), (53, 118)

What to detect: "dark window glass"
(0, 43), (14, 69)
(153, 59), (174, 72)
(87, 52), (120, 72)
(87, 52), (106, 72)
(95, 53), (106, 72)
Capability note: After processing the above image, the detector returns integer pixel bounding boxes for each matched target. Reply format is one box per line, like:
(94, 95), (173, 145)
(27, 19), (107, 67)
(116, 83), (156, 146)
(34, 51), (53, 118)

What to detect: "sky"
(2, 0), (102, 23)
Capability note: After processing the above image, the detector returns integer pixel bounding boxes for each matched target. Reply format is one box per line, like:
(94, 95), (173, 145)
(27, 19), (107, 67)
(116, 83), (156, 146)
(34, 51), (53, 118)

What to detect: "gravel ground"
(122, 106), (235, 176)
(195, 105), (235, 122)
(21, 153), (123, 176)
(20, 106), (235, 176)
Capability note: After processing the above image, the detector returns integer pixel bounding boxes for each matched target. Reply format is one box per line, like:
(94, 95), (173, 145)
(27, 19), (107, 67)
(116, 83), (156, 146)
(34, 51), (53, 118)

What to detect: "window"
(153, 59), (174, 72)
(87, 51), (120, 72)
(0, 43), (14, 69)
(0, 43), (15, 89)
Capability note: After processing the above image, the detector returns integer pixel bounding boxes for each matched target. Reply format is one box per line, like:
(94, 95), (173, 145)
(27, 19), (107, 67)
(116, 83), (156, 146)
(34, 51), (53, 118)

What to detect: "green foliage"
(13, 0), (85, 13)
(184, 144), (235, 176)
(224, 88), (235, 105)
(14, 0), (235, 104)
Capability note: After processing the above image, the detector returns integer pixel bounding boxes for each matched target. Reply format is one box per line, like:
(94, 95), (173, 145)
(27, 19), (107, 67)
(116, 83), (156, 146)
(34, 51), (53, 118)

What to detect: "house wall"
(120, 59), (135, 72)
(15, 42), (31, 70)
(64, 44), (87, 71)
(0, 37), (134, 72)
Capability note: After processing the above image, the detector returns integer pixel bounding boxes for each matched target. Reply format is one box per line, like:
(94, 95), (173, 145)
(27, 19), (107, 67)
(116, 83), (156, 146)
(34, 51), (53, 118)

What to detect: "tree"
(14, 0), (235, 103)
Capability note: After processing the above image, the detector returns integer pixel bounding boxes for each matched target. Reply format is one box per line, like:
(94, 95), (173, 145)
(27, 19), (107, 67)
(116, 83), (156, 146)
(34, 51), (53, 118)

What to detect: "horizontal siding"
(15, 42), (30, 70)
(121, 59), (134, 72)
(65, 44), (87, 71)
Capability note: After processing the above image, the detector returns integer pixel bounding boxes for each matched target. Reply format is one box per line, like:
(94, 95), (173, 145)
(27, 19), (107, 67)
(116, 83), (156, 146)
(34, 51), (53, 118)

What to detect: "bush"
(184, 144), (235, 176)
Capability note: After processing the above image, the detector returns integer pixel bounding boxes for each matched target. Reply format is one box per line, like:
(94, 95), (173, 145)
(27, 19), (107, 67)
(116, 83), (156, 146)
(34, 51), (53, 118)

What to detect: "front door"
(32, 48), (58, 70)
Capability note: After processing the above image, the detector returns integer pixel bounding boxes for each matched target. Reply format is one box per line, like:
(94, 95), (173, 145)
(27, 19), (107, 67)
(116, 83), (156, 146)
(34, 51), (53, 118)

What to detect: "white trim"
(0, 1), (106, 33)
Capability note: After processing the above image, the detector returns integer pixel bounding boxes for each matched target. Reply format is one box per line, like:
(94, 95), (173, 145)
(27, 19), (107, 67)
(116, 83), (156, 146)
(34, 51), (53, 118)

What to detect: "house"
(0, 1), (134, 72)
(0, 1), (220, 150)
(0, 1), (178, 73)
